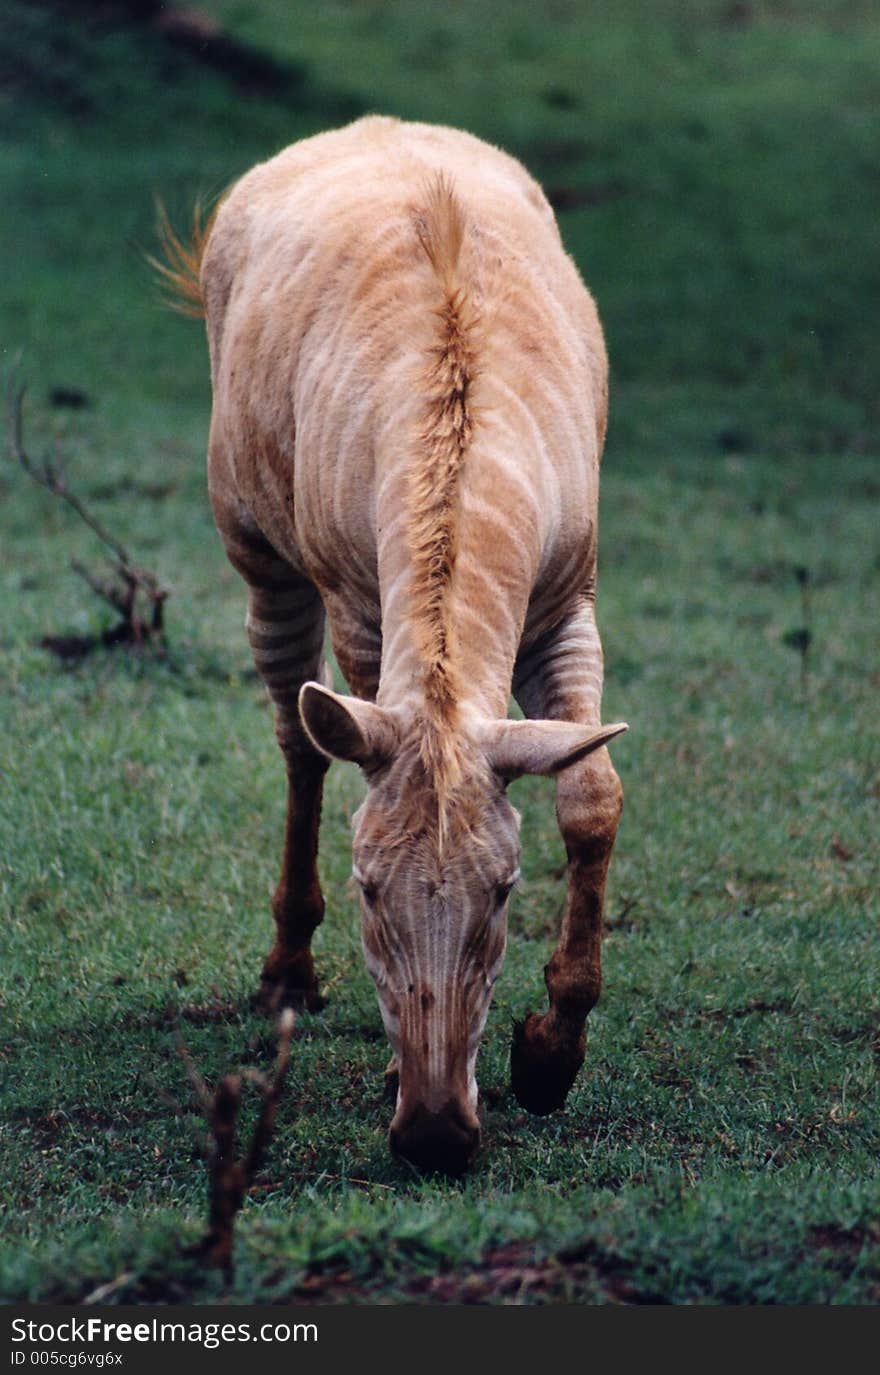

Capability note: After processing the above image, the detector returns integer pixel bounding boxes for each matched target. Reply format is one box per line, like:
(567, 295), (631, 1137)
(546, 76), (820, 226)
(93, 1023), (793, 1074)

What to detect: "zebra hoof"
(254, 979), (326, 1015)
(257, 948), (327, 1014)
(510, 1013), (585, 1115)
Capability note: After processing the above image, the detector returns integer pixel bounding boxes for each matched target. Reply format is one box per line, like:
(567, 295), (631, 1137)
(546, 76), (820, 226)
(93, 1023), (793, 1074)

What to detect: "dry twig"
(179, 1008), (295, 1274)
(5, 367), (168, 650)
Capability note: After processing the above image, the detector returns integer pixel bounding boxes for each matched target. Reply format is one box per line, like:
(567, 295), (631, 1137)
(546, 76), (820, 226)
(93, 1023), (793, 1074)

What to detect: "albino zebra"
(164, 116), (627, 1174)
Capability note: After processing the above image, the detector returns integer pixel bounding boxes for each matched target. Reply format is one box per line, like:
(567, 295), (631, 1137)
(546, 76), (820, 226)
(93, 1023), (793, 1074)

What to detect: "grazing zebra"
(163, 116), (627, 1174)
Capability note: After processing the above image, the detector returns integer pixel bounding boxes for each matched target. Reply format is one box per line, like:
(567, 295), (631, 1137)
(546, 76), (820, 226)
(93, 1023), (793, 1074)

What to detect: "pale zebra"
(162, 116), (627, 1173)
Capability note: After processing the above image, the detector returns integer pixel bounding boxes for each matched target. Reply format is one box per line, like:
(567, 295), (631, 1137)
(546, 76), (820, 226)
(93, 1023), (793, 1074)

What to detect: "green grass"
(0, 0), (878, 1304)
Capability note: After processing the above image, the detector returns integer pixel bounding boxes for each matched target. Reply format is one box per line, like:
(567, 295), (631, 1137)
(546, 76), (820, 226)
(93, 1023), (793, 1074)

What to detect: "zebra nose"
(389, 1099), (480, 1176)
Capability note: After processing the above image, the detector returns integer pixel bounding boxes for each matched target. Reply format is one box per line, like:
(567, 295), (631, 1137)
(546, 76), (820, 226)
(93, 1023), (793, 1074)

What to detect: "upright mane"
(407, 174), (478, 808)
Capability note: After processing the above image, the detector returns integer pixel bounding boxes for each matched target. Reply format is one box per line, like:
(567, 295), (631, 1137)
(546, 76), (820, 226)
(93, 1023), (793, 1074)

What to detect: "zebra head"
(299, 681), (626, 1174)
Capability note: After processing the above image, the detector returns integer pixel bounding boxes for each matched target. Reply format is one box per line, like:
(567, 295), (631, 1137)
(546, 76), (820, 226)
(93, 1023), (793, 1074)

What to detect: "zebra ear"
(298, 683), (398, 769)
(483, 718), (628, 780)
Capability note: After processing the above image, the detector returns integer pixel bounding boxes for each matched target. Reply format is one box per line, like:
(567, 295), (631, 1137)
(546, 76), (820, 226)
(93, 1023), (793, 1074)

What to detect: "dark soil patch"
(6, 2), (366, 123)
(39, 632), (104, 662)
(39, 1), (308, 98)
(808, 1222), (877, 1258)
(49, 385), (91, 409)
(305, 1241), (667, 1305)
(40, 624), (167, 661)
(55, 1237), (671, 1307)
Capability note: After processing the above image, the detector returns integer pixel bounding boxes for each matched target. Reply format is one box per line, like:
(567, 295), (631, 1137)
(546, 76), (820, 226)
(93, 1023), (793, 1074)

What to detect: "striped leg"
(322, 591), (383, 705)
(248, 574), (331, 1012)
(217, 507), (331, 1011)
(511, 600), (623, 1113)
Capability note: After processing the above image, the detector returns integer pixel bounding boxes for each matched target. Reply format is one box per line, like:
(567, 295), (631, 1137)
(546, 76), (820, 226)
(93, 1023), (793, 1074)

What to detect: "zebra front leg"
(511, 605), (624, 1113)
(511, 751), (622, 1112)
(245, 575), (331, 1013)
(260, 717), (330, 1012)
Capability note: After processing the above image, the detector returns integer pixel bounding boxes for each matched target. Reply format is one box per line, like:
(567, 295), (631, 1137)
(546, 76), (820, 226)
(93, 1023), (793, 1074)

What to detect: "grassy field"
(0, 0), (878, 1303)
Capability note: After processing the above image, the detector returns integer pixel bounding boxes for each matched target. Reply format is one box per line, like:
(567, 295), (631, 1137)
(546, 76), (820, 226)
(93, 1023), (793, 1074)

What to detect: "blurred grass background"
(0, 0), (878, 1303)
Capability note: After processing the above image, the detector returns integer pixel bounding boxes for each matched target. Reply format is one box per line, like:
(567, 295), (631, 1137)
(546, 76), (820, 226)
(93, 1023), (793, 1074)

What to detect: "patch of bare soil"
(809, 1222), (878, 1260)
(61, 1236), (670, 1307)
(291, 1241), (667, 1305)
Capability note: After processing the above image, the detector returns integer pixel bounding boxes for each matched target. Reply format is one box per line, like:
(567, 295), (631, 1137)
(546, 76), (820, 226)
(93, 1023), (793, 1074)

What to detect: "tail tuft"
(414, 173), (466, 293)
(148, 197), (219, 317)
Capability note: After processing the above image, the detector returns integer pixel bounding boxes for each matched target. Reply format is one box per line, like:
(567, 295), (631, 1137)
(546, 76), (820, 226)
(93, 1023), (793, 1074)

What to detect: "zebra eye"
(356, 876), (378, 905)
(494, 876), (518, 908)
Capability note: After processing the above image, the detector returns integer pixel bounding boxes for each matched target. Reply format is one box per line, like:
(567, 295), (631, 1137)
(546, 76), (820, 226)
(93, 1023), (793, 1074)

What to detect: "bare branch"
(203, 1074), (247, 1271)
(5, 365), (169, 651)
(7, 371), (131, 567)
(70, 558), (132, 616)
(242, 1007), (295, 1182)
(179, 1009), (296, 1275)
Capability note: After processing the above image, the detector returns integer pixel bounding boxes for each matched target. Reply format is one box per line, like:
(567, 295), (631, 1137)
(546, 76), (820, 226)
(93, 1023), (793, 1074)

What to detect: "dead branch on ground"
(177, 1008), (295, 1274)
(5, 368), (168, 652)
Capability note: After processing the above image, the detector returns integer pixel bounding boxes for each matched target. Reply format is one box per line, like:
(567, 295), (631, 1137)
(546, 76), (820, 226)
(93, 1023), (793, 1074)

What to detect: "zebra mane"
(406, 174), (478, 814)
